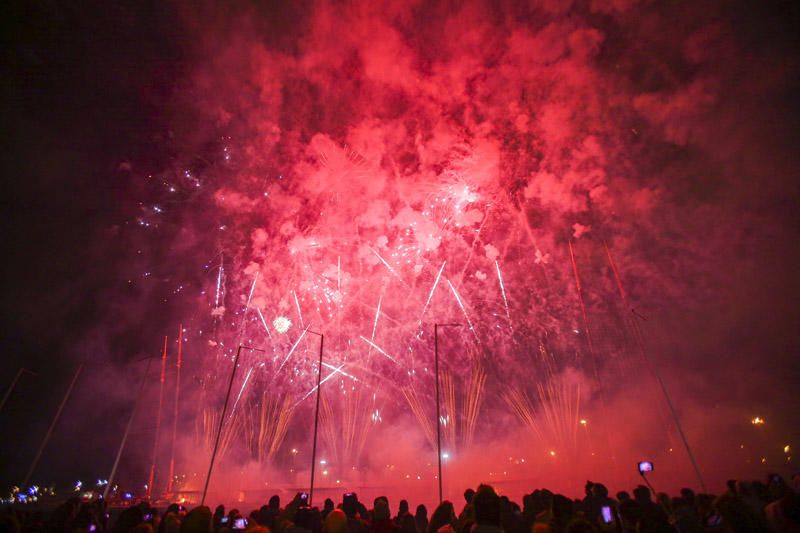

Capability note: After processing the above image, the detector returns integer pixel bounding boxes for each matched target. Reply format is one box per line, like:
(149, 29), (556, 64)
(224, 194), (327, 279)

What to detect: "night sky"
(1, 0), (799, 498)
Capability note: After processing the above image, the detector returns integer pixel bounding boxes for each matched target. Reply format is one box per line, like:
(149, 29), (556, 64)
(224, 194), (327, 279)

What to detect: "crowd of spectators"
(1, 474), (798, 533)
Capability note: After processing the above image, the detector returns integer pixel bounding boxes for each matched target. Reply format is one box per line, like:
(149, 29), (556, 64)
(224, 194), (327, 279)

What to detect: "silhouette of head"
(473, 486), (500, 527)
(464, 489), (475, 505)
(633, 485), (651, 503)
(269, 495), (280, 510)
(398, 500), (409, 515)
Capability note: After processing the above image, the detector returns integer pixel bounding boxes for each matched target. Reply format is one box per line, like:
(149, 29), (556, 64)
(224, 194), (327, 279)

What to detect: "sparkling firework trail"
(276, 324), (310, 375)
(246, 272), (259, 308)
(296, 363), (346, 405)
(604, 240), (628, 305)
(215, 258), (224, 308)
(421, 260), (446, 319)
(322, 361), (359, 382)
(230, 366), (254, 418)
(292, 290), (304, 328)
(256, 307), (273, 339)
(359, 335), (399, 364)
(367, 294), (383, 359)
(495, 260), (510, 320)
(446, 278), (479, 342)
(402, 387), (436, 450)
(372, 295), (382, 340)
(464, 364), (487, 447)
(370, 247), (402, 281)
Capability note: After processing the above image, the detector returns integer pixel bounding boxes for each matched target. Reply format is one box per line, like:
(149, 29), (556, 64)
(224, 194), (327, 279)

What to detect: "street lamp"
(434, 323), (461, 504)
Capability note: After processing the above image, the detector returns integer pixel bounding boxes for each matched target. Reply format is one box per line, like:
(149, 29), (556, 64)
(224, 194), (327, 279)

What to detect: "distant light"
(785, 445), (791, 454)
(752, 416), (765, 425)
(441, 452), (450, 459)
(273, 316), (292, 333)
(549, 450), (556, 457)
(320, 459), (327, 465)
(579, 419), (587, 426)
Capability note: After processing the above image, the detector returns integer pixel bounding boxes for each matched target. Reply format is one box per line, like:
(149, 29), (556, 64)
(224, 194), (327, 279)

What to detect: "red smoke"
(112, 0), (800, 502)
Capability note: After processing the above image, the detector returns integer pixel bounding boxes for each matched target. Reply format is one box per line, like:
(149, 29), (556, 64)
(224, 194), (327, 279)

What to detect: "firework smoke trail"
(568, 242), (602, 389)
(604, 241), (628, 305)
(359, 335), (399, 364)
(495, 260), (511, 321)
(604, 241), (707, 490)
(446, 278), (479, 342)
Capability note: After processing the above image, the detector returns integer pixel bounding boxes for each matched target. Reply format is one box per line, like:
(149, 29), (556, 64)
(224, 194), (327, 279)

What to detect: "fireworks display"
(107, 0), (800, 497)
(2, 0), (799, 503)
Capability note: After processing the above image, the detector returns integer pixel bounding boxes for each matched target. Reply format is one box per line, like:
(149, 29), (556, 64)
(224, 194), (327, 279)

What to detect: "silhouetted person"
(180, 507), (212, 533)
(325, 509), (347, 533)
(472, 485), (501, 533)
(343, 493), (368, 533)
(415, 505), (428, 533)
(714, 493), (770, 532)
(394, 501), (410, 527)
(113, 507), (144, 533)
(371, 497), (394, 533)
(427, 502), (454, 533)
(397, 515), (416, 533)
(632, 486), (669, 531)
(323, 499), (336, 520)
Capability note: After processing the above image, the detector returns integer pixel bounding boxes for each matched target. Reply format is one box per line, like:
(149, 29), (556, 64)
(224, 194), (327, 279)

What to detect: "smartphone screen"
(601, 506), (613, 524)
(221, 517), (229, 524)
(637, 461), (653, 473)
(233, 518), (247, 530)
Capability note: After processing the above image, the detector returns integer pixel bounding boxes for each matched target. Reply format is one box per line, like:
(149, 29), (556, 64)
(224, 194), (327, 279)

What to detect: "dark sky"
(1, 0), (799, 494)
(0, 1), (189, 486)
